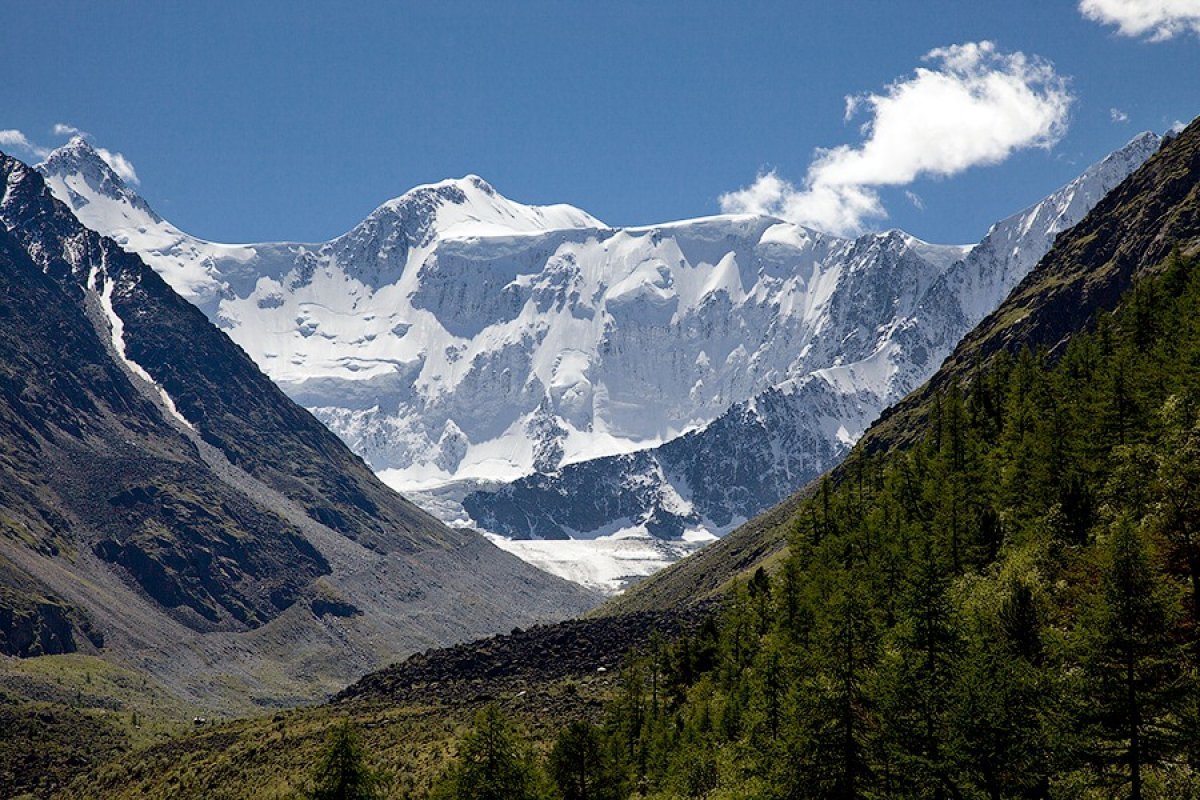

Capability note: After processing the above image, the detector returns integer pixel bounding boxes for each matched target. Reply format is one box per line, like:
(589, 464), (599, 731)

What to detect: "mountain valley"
(37, 132), (1163, 592)
(30, 112), (1200, 800)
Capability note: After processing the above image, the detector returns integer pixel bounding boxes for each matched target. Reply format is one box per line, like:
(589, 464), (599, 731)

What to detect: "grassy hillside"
(53, 609), (712, 799)
(0, 653), (203, 798)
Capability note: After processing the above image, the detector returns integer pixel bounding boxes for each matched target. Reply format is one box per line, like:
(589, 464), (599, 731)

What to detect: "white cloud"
(0, 129), (33, 148)
(0, 129), (49, 159)
(1110, 107), (1130, 123)
(905, 190), (926, 211)
(53, 122), (83, 137)
(1080, 0), (1200, 40)
(93, 145), (140, 185)
(720, 41), (1073, 236)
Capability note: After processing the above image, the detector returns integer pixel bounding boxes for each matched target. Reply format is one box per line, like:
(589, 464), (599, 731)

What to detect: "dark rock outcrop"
(337, 604), (715, 704)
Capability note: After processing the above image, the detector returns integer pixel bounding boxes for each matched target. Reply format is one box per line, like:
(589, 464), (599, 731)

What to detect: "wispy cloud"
(53, 122), (83, 137)
(1080, 0), (1200, 40)
(904, 190), (926, 211)
(1110, 107), (1130, 123)
(720, 41), (1073, 236)
(92, 144), (140, 185)
(0, 129), (50, 159)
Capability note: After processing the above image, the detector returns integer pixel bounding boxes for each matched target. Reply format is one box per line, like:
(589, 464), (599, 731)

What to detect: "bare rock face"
(0, 589), (90, 657)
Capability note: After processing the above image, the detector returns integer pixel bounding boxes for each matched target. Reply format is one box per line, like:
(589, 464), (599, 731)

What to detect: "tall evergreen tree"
(432, 704), (543, 800)
(1153, 397), (1200, 636)
(875, 527), (962, 799)
(550, 721), (616, 800)
(306, 720), (383, 800)
(1077, 518), (1184, 799)
(952, 580), (1052, 799)
(790, 577), (877, 799)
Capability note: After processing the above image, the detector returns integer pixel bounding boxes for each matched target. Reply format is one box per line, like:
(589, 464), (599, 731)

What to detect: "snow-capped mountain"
(461, 133), (1162, 581)
(40, 137), (603, 316)
(37, 139), (968, 484)
(39, 132), (1161, 593)
(0, 149), (597, 704)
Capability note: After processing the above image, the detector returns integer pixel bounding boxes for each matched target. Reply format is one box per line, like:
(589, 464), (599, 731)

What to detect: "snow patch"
(90, 262), (193, 429)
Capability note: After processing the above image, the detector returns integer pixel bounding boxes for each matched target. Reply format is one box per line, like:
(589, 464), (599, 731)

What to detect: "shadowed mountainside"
(0, 152), (598, 711)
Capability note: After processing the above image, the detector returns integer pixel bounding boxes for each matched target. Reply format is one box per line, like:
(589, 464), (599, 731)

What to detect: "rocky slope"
(0, 151), (597, 710)
(336, 603), (715, 705)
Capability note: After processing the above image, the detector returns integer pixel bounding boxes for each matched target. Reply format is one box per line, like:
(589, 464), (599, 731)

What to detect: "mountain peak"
(382, 174), (500, 211)
(37, 136), (157, 222)
(461, 174), (496, 196)
(366, 173), (605, 244)
(1086, 130), (1162, 179)
(1132, 129), (1161, 146)
(1113, 129), (1162, 157)
(59, 134), (93, 155)
(41, 135), (110, 179)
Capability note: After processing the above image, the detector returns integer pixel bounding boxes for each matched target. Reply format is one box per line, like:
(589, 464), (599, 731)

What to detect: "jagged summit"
(38, 135), (158, 221)
(34, 146), (608, 308)
(41, 133), (99, 166)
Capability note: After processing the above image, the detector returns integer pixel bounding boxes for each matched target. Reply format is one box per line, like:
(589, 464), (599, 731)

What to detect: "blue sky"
(2, 1), (1198, 244)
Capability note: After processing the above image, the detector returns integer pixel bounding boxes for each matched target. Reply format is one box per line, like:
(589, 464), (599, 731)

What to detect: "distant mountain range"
(0, 151), (595, 709)
(37, 132), (1161, 592)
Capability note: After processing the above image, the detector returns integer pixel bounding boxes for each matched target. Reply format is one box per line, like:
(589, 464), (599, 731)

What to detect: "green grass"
(60, 674), (614, 800)
(0, 653), (201, 747)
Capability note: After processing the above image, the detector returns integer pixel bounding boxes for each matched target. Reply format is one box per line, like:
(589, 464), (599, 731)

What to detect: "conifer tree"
(952, 580), (1051, 799)
(875, 528), (962, 799)
(307, 719), (382, 800)
(1153, 397), (1200, 635)
(1077, 518), (1184, 799)
(793, 578), (877, 799)
(549, 721), (616, 800)
(432, 704), (543, 800)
